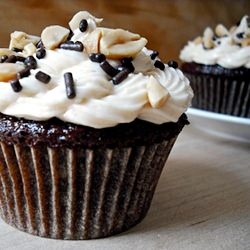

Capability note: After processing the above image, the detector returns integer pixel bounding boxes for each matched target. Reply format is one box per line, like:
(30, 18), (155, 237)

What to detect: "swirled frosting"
(180, 16), (250, 68)
(0, 11), (193, 128)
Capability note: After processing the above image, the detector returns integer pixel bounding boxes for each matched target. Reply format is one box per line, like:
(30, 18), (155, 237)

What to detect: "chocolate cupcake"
(180, 16), (250, 118)
(0, 11), (193, 239)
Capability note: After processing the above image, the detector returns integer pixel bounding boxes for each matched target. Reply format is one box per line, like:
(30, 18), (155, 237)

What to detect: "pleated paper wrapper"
(187, 73), (250, 118)
(0, 136), (177, 239)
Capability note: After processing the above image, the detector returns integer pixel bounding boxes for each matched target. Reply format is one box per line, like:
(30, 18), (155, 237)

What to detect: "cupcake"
(0, 11), (193, 239)
(180, 16), (250, 118)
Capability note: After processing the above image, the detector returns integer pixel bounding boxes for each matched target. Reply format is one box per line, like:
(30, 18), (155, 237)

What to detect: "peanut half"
(9, 31), (40, 50)
(41, 25), (70, 50)
(0, 63), (25, 82)
(146, 76), (169, 108)
(203, 27), (215, 49)
(99, 28), (147, 59)
(69, 11), (103, 31)
(215, 24), (229, 37)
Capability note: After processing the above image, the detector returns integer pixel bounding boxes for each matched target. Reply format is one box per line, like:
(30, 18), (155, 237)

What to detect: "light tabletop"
(0, 124), (249, 250)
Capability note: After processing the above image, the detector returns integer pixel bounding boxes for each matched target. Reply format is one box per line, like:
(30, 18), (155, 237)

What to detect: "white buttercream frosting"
(180, 16), (250, 68)
(0, 11), (193, 128)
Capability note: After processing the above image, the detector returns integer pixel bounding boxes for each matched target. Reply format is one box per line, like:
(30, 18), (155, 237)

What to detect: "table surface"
(0, 123), (249, 250)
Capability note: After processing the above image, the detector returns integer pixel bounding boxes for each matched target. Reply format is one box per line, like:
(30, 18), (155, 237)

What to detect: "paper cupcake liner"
(186, 73), (250, 118)
(0, 136), (177, 239)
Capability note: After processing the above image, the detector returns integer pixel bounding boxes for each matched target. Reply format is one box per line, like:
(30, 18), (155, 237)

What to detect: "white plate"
(186, 108), (250, 143)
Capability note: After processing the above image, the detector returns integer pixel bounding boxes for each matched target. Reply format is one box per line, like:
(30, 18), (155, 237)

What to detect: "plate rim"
(187, 108), (250, 125)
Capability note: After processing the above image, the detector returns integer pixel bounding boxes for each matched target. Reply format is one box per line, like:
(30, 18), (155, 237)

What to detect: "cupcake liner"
(0, 136), (177, 240)
(186, 73), (250, 118)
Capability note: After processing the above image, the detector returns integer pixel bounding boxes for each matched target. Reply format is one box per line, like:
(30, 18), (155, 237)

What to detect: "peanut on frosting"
(69, 10), (103, 31)
(191, 16), (250, 49)
(99, 28), (147, 59)
(147, 76), (169, 108)
(41, 25), (70, 49)
(0, 63), (25, 82)
(9, 31), (40, 50)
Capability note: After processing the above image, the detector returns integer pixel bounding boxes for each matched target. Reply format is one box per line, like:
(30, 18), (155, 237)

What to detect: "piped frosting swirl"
(180, 16), (250, 68)
(0, 11), (193, 128)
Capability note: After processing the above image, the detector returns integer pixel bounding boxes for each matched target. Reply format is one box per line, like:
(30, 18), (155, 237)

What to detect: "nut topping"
(99, 28), (147, 59)
(215, 24), (229, 37)
(147, 76), (169, 108)
(22, 43), (37, 57)
(69, 11), (103, 31)
(9, 31), (40, 51)
(203, 27), (214, 49)
(0, 63), (25, 82)
(41, 25), (70, 49)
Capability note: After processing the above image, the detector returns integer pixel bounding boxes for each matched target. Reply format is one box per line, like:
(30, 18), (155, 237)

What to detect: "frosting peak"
(180, 16), (250, 68)
(0, 11), (193, 128)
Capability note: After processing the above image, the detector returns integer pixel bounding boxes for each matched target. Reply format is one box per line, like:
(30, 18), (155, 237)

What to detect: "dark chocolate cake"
(0, 113), (188, 148)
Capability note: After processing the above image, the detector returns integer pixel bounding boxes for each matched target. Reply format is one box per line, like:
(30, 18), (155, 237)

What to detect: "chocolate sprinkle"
(59, 41), (84, 52)
(154, 60), (165, 70)
(64, 72), (76, 99)
(17, 68), (30, 79)
(37, 40), (44, 49)
(67, 30), (74, 41)
(35, 71), (51, 84)
(121, 57), (135, 72)
(89, 53), (106, 63)
(79, 19), (88, 32)
(5, 55), (17, 63)
(100, 60), (119, 77)
(10, 79), (22, 92)
(236, 32), (245, 39)
(0, 55), (8, 63)
(150, 51), (159, 60)
(16, 56), (25, 62)
(11, 47), (22, 53)
(116, 65), (127, 72)
(24, 56), (37, 69)
(112, 69), (130, 85)
(167, 60), (178, 69)
(36, 48), (46, 59)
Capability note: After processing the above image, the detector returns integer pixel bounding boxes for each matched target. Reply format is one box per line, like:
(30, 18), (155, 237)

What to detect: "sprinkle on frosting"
(35, 71), (51, 84)
(17, 67), (30, 79)
(112, 69), (130, 85)
(154, 60), (165, 70)
(150, 51), (159, 60)
(167, 60), (178, 69)
(0, 55), (8, 63)
(36, 48), (46, 59)
(180, 15), (250, 68)
(0, 11), (193, 128)
(100, 60), (119, 77)
(24, 56), (37, 69)
(5, 55), (17, 63)
(16, 56), (25, 62)
(79, 19), (88, 32)
(89, 53), (106, 63)
(36, 40), (44, 49)
(59, 41), (84, 52)
(121, 57), (135, 73)
(10, 79), (22, 92)
(64, 72), (76, 99)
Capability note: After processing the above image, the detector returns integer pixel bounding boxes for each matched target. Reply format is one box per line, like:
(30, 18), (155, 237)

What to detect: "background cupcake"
(0, 11), (193, 239)
(180, 16), (250, 118)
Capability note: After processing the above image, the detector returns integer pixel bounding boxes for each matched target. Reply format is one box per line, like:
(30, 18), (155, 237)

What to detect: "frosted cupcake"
(180, 16), (250, 118)
(0, 11), (193, 239)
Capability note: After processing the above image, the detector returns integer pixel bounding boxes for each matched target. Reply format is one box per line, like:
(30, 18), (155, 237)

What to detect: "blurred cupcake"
(0, 11), (193, 239)
(180, 16), (250, 118)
